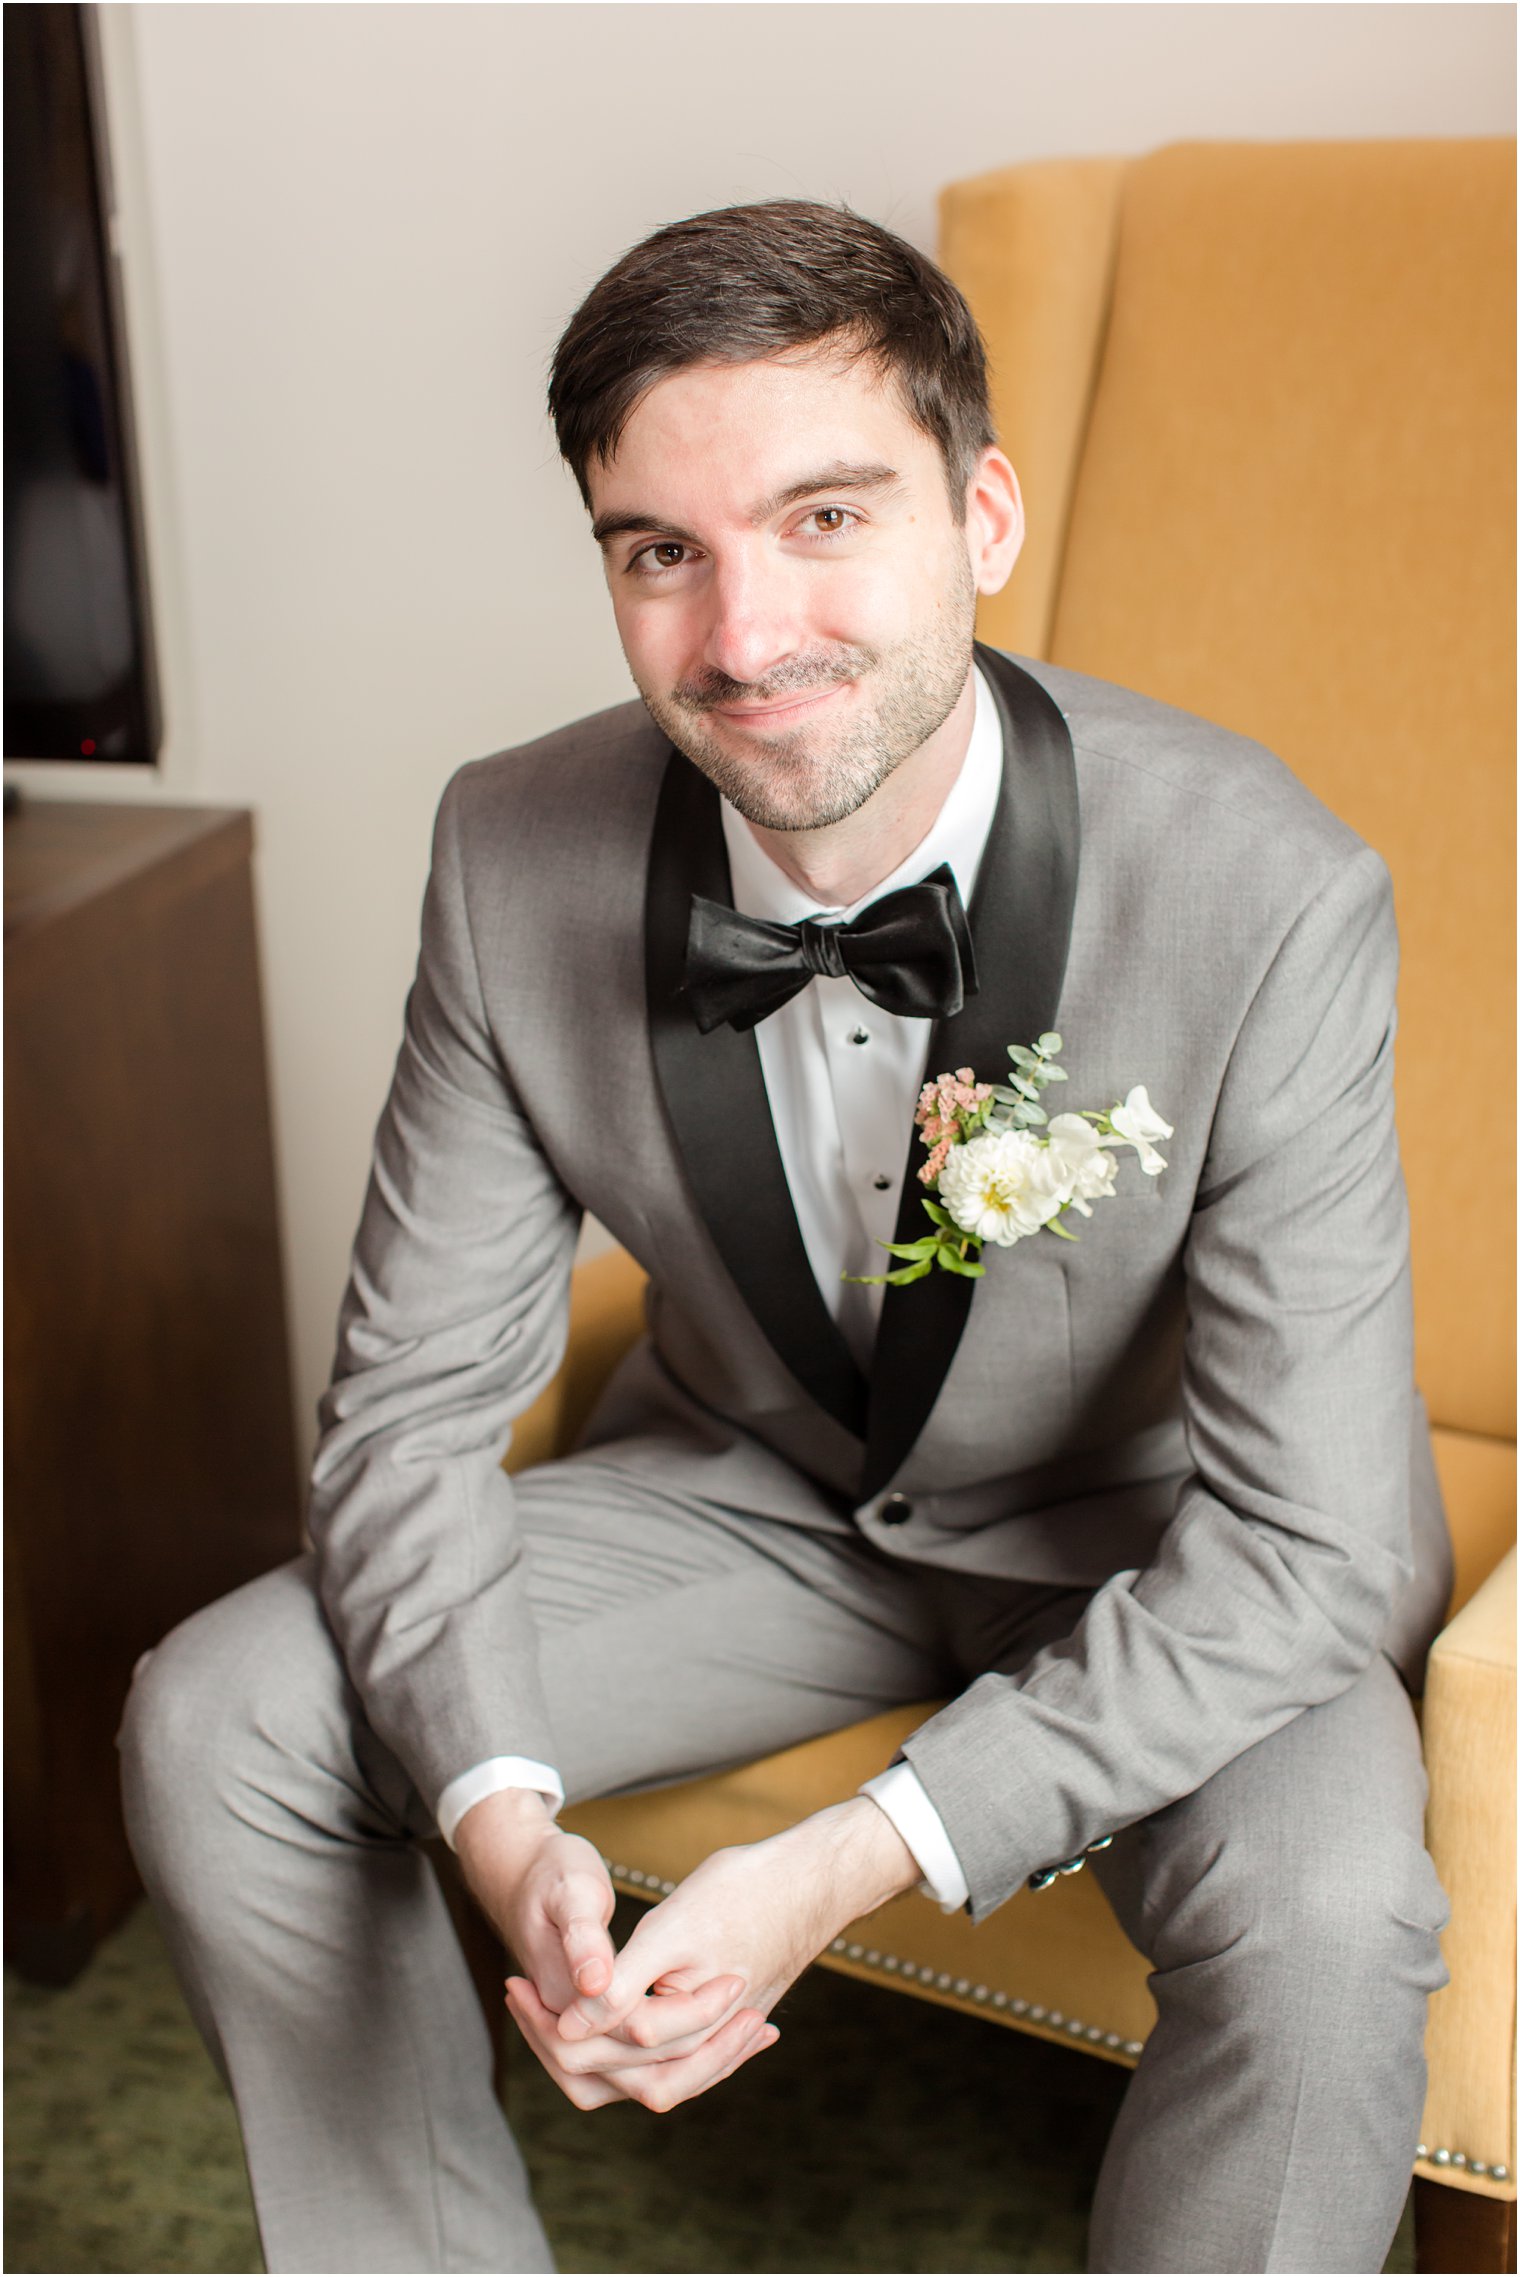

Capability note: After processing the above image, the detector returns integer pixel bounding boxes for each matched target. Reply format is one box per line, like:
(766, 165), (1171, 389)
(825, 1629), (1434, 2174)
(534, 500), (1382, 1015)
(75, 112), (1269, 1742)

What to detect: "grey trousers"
(119, 1458), (1448, 2276)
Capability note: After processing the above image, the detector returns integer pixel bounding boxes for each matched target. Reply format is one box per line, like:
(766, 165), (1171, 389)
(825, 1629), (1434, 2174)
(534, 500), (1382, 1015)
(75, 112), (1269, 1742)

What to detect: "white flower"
(938, 1128), (1070, 1247)
(1108, 1085), (1173, 1175)
(1044, 1113), (1120, 1217)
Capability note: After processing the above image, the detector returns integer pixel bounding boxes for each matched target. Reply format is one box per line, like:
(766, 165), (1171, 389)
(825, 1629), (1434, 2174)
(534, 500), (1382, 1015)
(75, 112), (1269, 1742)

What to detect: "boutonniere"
(848, 1034), (1173, 1287)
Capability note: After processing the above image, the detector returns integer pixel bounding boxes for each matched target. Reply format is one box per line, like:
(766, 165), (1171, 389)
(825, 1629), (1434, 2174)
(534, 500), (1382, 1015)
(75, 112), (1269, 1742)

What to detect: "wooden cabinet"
(5, 800), (302, 1980)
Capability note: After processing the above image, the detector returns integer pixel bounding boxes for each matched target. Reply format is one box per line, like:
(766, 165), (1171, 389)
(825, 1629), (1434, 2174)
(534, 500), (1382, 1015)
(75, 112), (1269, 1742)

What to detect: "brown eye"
(803, 506), (857, 541)
(631, 541), (691, 578)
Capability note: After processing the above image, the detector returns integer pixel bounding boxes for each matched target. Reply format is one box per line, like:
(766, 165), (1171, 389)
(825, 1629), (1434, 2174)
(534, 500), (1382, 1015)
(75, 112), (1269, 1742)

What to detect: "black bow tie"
(683, 862), (978, 1034)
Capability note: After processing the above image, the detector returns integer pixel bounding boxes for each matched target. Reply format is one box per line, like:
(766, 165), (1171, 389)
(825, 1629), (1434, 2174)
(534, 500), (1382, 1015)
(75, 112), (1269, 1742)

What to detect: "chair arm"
(1418, 1545), (1516, 2196)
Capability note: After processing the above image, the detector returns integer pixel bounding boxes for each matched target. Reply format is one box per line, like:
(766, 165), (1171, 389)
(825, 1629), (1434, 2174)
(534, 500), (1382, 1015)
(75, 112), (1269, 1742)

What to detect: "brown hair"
(548, 200), (995, 516)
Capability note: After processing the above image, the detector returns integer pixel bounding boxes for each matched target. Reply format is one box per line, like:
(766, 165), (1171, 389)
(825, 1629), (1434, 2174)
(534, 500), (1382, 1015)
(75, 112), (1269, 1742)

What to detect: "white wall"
(18, 2), (1512, 1456)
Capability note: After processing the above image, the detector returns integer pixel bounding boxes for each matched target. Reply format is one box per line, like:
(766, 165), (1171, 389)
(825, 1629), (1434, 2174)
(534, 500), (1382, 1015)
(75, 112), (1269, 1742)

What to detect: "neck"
(743, 669), (977, 908)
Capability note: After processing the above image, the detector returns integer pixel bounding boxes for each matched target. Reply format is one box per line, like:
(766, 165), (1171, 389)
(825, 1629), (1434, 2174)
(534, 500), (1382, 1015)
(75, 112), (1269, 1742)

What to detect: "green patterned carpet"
(6, 1899), (1415, 2274)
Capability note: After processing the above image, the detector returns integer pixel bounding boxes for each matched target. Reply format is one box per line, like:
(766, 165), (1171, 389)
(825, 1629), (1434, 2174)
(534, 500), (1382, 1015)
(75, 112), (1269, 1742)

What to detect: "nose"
(699, 550), (804, 690)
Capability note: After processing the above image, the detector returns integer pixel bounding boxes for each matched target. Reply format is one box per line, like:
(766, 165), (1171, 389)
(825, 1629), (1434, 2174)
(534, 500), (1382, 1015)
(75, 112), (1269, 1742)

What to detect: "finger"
(504, 1978), (630, 2112)
(553, 1968), (642, 2041)
(553, 2012), (760, 2073)
(513, 1971), (777, 2109)
(507, 1973), (577, 2038)
(650, 1967), (710, 1994)
(559, 1972), (747, 2053)
(556, 1907), (688, 2040)
(506, 1973), (580, 2053)
(601, 2010), (764, 2104)
(535, 1989), (766, 2076)
(613, 2014), (780, 2115)
(558, 1946), (732, 2042)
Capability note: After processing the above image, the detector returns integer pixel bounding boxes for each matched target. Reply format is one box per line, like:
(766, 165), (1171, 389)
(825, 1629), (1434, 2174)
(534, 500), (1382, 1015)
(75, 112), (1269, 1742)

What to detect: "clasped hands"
(456, 1788), (920, 2115)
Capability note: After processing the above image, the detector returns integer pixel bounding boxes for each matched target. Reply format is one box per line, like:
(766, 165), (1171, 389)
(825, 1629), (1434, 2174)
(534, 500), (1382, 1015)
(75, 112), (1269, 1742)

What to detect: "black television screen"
(4, 3), (160, 765)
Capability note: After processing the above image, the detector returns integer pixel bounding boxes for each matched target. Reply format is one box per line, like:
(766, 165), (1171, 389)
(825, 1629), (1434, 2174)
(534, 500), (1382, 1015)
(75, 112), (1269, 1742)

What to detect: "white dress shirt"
(437, 669), (1003, 1912)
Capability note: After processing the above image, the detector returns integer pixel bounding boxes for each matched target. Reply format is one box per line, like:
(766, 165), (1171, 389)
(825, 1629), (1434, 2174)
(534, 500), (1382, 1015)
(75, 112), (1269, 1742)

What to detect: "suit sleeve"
(305, 768), (582, 1818)
(899, 845), (1416, 1919)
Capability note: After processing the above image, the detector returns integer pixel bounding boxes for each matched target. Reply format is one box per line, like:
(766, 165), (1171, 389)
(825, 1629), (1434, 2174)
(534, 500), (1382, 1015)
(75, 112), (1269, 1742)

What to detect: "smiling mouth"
(709, 682), (851, 729)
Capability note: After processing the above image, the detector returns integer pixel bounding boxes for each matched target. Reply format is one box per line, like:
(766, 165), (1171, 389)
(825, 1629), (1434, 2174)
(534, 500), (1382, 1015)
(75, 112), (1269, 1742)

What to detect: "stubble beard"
(636, 556), (979, 832)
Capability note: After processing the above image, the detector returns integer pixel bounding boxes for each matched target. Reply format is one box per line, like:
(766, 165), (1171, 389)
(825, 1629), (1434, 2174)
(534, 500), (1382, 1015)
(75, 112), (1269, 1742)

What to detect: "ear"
(964, 447), (1024, 597)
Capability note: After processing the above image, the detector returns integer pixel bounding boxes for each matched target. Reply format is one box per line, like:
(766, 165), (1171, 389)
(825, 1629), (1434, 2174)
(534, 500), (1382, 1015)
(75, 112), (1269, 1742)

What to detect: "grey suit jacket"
(308, 647), (1451, 1918)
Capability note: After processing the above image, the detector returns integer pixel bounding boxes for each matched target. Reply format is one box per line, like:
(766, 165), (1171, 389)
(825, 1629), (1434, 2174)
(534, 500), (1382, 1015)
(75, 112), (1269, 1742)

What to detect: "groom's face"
(587, 347), (1008, 832)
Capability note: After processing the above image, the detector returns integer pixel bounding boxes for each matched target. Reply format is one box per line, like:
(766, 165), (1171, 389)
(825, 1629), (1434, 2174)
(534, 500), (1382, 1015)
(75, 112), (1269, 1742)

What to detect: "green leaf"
(1044, 1215), (1080, 1242)
(1038, 1032), (1063, 1054)
(922, 1200), (955, 1230)
(1007, 1045), (1037, 1069)
(885, 1259), (933, 1285)
(939, 1251), (986, 1277)
(1041, 1066), (1068, 1082)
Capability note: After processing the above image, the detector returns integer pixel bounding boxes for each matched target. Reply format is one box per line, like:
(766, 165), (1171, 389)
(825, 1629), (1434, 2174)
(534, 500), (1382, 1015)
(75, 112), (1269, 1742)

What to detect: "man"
(122, 201), (1451, 2275)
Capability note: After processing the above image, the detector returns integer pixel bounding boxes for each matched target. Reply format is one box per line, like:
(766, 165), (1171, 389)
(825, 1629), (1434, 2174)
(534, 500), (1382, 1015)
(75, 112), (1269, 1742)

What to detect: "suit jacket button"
(880, 1494), (913, 1526)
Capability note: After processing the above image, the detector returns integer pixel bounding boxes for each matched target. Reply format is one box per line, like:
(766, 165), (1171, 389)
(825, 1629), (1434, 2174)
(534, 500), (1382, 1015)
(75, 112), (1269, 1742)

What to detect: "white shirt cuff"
(859, 1760), (970, 1912)
(435, 1757), (566, 1850)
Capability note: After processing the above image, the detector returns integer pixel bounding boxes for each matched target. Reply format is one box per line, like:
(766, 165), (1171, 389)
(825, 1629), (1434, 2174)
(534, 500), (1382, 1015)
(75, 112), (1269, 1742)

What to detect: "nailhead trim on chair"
(1416, 2146), (1512, 2182)
(615, 1867), (679, 1896)
(606, 1860), (1147, 2059)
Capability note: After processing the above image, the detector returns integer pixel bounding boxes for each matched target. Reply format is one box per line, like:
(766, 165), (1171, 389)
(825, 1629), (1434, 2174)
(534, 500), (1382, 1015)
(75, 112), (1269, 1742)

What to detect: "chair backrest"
(942, 139), (1515, 1449)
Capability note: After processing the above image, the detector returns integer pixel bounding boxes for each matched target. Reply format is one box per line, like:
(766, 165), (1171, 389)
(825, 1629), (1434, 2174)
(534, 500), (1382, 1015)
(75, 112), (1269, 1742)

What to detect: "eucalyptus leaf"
(1038, 1032), (1063, 1053)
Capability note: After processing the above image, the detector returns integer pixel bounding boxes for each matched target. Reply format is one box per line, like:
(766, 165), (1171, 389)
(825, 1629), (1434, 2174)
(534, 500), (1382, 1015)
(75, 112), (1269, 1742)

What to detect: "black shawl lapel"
(859, 647), (1081, 1500)
(645, 750), (869, 1441)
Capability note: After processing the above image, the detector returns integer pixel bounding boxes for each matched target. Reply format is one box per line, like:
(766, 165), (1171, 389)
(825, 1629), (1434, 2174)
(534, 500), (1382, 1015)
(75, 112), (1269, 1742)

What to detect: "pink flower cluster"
(914, 1066), (994, 1186)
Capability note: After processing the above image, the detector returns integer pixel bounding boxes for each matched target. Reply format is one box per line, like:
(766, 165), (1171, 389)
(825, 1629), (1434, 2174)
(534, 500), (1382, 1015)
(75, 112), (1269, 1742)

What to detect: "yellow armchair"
(511, 139), (1515, 2272)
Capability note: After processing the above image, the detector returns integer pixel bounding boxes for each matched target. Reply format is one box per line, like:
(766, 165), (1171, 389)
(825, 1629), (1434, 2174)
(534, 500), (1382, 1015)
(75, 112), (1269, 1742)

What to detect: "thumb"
(556, 1946), (648, 2039)
(544, 1874), (616, 2000)
(561, 1914), (616, 1999)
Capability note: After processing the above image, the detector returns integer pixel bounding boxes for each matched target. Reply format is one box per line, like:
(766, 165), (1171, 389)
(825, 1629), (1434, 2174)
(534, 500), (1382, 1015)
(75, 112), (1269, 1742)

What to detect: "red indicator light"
(80, 738), (96, 755)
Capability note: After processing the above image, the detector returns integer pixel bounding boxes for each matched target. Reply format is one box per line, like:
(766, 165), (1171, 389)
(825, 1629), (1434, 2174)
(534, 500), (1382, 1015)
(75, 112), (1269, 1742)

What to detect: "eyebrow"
(590, 460), (904, 548)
